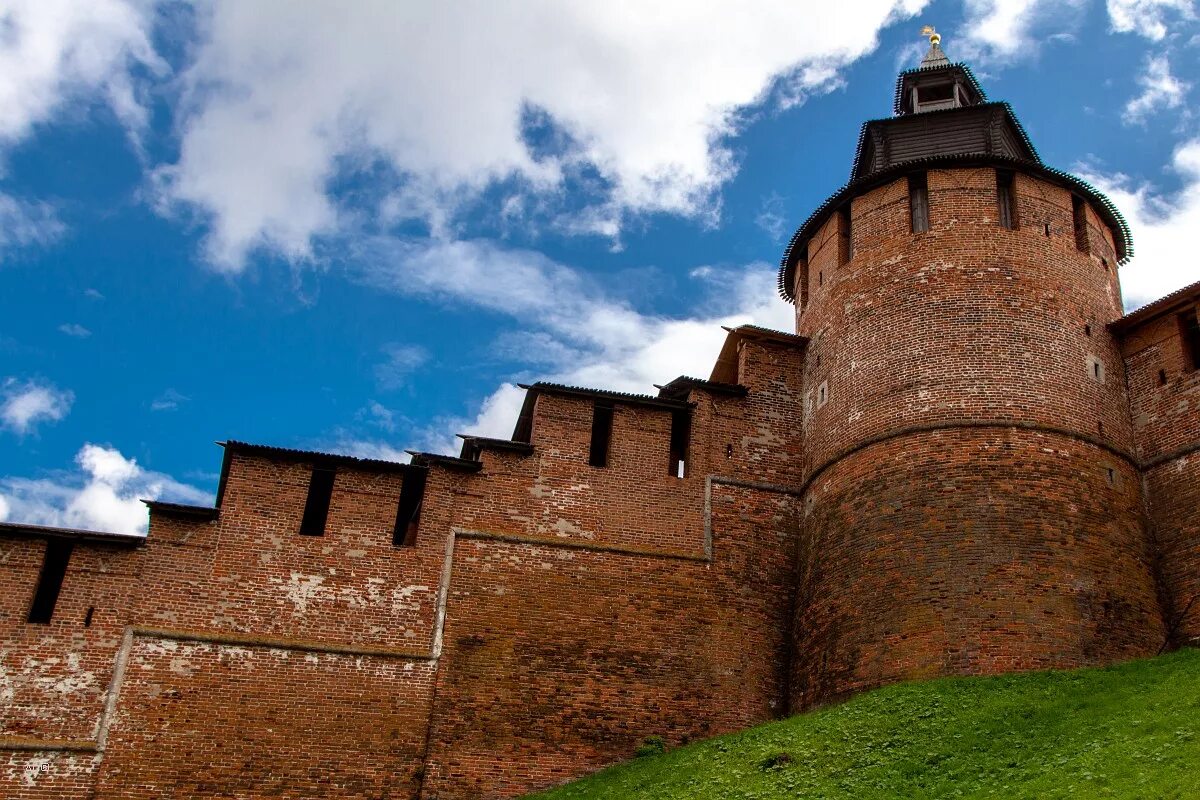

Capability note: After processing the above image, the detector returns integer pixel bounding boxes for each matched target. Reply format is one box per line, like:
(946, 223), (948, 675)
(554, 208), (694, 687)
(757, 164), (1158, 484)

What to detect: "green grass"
(528, 649), (1200, 799)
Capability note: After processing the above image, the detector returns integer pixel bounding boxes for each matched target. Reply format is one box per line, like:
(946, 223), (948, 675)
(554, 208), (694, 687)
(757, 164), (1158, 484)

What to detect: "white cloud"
(150, 387), (188, 411)
(0, 0), (165, 146)
(358, 237), (792, 451)
(153, 1), (927, 270)
(0, 194), (63, 260)
(1081, 138), (1200, 309)
(0, 443), (210, 534)
(755, 192), (788, 242)
(956, 0), (1087, 62)
(0, 493), (9, 522)
(1, 377), (74, 435)
(57, 322), (91, 338)
(1123, 55), (1190, 124)
(374, 343), (428, 391)
(1107, 0), (1196, 40)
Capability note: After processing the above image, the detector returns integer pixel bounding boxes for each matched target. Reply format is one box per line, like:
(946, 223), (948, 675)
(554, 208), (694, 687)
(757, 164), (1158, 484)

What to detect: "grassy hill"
(528, 648), (1200, 799)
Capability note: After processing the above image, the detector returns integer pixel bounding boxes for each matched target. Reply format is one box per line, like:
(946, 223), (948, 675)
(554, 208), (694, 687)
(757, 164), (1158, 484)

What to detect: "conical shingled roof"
(921, 38), (951, 68)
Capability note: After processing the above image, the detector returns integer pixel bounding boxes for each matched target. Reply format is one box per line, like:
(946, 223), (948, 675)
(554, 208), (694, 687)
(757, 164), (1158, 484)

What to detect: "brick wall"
(1, 162), (1192, 799)
(1120, 302), (1200, 647)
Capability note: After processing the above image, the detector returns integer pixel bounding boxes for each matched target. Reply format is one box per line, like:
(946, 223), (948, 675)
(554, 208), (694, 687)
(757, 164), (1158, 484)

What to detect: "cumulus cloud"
(152, 0), (928, 270)
(1107, 0), (1196, 40)
(1, 377), (74, 435)
(0, 0), (165, 145)
(0, 443), (209, 534)
(357, 237), (792, 451)
(1123, 55), (1191, 124)
(1081, 138), (1200, 309)
(956, 0), (1087, 62)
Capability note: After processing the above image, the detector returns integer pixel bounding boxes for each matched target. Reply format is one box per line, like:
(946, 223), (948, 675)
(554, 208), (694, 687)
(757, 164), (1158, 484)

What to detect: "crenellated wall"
(0, 330), (808, 799)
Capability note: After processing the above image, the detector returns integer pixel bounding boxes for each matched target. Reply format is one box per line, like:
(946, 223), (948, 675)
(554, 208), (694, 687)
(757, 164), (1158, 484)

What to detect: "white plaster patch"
(271, 572), (327, 614)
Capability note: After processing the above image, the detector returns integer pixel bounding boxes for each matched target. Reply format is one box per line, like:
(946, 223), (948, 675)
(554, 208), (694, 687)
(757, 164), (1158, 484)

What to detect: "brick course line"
(800, 419), (1138, 495)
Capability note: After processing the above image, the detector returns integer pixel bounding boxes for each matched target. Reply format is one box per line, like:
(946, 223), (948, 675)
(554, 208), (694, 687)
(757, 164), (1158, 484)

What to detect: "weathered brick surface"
(1120, 303), (1200, 646)
(1, 160), (1195, 800)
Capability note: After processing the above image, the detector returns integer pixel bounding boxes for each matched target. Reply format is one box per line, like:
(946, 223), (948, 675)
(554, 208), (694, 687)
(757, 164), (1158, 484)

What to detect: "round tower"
(780, 33), (1165, 708)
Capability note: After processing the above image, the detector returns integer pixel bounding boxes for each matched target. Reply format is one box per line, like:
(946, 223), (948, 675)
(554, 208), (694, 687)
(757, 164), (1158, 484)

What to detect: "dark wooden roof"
(851, 103), (1038, 182)
(142, 500), (218, 520)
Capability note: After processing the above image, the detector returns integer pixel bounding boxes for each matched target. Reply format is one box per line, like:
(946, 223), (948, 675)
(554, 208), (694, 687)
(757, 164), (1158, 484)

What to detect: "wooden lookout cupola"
(849, 29), (1040, 182)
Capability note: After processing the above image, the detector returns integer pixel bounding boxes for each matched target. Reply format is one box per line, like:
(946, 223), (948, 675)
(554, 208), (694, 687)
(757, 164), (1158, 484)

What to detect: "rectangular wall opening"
(299, 466), (336, 536)
(996, 169), (1018, 230)
(589, 401), (614, 467)
(393, 470), (427, 546)
(838, 206), (852, 264)
(27, 539), (74, 624)
(668, 410), (691, 478)
(1180, 309), (1200, 372)
(1072, 194), (1089, 253)
(909, 172), (929, 233)
(796, 247), (809, 311)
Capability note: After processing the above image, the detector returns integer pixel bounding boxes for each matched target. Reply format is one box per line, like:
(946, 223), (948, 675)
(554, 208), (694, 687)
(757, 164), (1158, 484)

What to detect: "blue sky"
(1, 0), (1198, 534)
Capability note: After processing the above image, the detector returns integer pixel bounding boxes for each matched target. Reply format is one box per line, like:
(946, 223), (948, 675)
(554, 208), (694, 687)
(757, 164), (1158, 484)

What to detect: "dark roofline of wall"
(0, 520), (145, 547)
(456, 435), (535, 461)
(656, 376), (748, 401)
(511, 382), (696, 443)
(1109, 279), (1200, 333)
(406, 452), (484, 472)
(141, 500), (219, 520)
(777, 152), (1134, 302)
(215, 440), (422, 507)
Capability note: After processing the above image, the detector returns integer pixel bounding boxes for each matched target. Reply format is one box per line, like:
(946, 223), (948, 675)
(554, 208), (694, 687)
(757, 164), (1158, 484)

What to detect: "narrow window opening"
(1084, 324), (1091, 337)
(817, 382), (829, 408)
(1098, 421), (1105, 434)
(838, 207), (852, 265)
(1159, 369), (1168, 386)
(815, 355), (821, 367)
(1106, 467), (1115, 485)
(27, 539), (73, 624)
(1179, 310), (1200, 372)
(909, 172), (930, 233)
(818, 271), (823, 287)
(797, 250), (810, 311)
(83, 606), (95, 628)
(725, 444), (733, 459)
(393, 469), (427, 546)
(1094, 362), (1101, 378)
(1044, 223), (1051, 237)
(668, 410), (692, 478)
(299, 466), (336, 536)
(1102, 257), (1110, 272)
(589, 401), (614, 467)
(1072, 195), (1089, 253)
(996, 170), (1017, 230)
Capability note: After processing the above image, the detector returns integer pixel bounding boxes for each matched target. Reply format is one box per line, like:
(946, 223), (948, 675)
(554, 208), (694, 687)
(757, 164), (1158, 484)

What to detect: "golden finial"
(921, 25), (941, 45)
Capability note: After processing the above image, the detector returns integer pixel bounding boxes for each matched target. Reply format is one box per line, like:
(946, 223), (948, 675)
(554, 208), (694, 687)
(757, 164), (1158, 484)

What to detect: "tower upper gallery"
(775, 32), (1133, 304)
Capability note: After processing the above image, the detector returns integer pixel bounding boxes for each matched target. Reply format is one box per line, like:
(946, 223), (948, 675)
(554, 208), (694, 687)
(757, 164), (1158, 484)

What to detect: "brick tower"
(778, 32), (1165, 707)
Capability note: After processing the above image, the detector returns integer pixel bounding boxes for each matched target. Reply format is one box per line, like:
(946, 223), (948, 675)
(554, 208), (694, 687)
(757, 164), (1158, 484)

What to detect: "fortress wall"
(790, 167), (1160, 706)
(1, 535), (142, 743)
(91, 639), (435, 800)
(1121, 303), (1200, 646)
(420, 481), (798, 799)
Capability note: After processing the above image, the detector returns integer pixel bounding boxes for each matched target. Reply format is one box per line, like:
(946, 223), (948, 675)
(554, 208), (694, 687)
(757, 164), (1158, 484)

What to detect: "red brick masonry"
(2, 166), (1198, 798)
